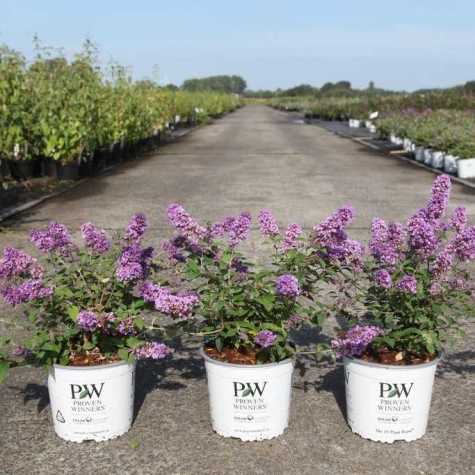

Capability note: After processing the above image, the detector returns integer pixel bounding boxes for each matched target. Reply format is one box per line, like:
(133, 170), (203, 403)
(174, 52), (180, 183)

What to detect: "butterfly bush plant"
(140, 203), (363, 364)
(332, 176), (475, 364)
(0, 214), (182, 381)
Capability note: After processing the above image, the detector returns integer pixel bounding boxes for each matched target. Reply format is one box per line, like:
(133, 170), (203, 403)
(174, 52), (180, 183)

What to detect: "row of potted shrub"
(271, 92), (475, 122)
(1, 175), (474, 443)
(370, 110), (475, 179)
(0, 42), (240, 181)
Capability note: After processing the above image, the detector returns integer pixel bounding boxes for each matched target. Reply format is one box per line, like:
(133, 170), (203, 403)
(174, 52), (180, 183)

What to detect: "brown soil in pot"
(205, 346), (259, 365)
(69, 348), (121, 367)
(359, 347), (437, 365)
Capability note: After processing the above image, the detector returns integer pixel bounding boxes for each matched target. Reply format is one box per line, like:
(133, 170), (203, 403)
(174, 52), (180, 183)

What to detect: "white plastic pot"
(431, 151), (445, 169)
(402, 138), (415, 152)
(48, 360), (136, 442)
(344, 356), (439, 443)
(202, 349), (293, 441)
(415, 147), (425, 162)
(457, 158), (475, 179)
(444, 154), (459, 174)
(365, 120), (372, 129)
(423, 148), (433, 165)
(369, 124), (377, 134)
(348, 119), (354, 128)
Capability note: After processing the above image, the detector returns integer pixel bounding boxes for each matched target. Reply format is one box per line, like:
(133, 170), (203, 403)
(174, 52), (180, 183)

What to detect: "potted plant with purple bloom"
(332, 175), (475, 442)
(147, 203), (362, 440)
(0, 213), (175, 442)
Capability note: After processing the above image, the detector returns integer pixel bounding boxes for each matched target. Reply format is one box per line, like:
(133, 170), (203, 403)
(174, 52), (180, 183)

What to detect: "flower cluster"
(258, 209), (279, 237)
(0, 247), (52, 306)
(1, 280), (53, 306)
(255, 330), (277, 348)
(134, 342), (172, 360)
(276, 274), (300, 298)
(139, 281), (199, 318)
(0, 247), (43, 279)
(212, 212), (252, 247)
(396, 275), (418, 294)
(77, 310), (100, 332)
(331, 325), (384, 358)
(31, 222), (72, 254)
(167, 204), (207, 243)
(81, 223), (110, 254)
(116, 243), (153, 282)
(313, 206), (362, 267)
(281, 223), (303, 252)
(126, 213), (147, 242)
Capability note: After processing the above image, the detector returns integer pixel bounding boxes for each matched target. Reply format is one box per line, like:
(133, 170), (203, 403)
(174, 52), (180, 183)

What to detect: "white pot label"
(344, 358), (437, 443)
(48, 362), (135, 442)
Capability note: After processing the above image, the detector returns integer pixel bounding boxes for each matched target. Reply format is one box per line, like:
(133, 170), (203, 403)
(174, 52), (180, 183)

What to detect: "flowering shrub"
(0, 214), (181, 382)
(333, 175), (475, 363)
(145, 203), (362, 364)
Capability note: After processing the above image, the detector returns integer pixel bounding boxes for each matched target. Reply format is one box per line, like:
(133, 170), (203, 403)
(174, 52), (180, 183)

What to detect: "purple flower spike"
(126, 213), (147, 242)
(31, 222), (72, 254)
(276, 274), (300, 298)
(281, 223), (303, 252)
(167, 204), (206, 243)
(396, 275), (418, 295)
(1, 280), (53, 306)
(331, 325), (383, 357)
(258, 209), (279, 237)
(425, 175), (451, 221)
(77, 310), (99, 332)
(374, 269), (392, 289)
(255, 330), (277, 348)
(134, 342), (172, 360)
(81, 223), (110, 254)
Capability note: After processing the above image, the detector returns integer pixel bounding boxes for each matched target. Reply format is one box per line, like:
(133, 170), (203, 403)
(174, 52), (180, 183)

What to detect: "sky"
(2, 0), (475, 91)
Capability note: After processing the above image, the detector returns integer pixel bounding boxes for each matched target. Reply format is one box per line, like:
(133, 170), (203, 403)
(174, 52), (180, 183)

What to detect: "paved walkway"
(1, 105), (474, 474)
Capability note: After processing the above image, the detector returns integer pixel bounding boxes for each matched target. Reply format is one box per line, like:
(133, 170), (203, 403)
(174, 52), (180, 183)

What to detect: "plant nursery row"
(271, 91), (475, 121)
(0, 43), (240, 181)
(271, 94), (475, 178)
(1, 175), (474, 444)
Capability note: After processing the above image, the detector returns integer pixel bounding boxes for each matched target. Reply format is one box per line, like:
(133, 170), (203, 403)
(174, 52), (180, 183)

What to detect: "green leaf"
(79, 389), (89, 399)
(241, 387), (252, 397)
(68, 305), (80, 321)
(387, 388), (398, 398)
(118, 348), (130, 361)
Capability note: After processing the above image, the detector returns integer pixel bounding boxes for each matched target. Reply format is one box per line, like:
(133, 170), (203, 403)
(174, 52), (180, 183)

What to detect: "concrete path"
(1, 105), (474, 475)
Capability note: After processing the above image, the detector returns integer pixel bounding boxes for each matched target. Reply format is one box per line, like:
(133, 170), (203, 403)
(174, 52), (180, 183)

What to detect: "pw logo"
(70, 383), (105, 399)
(379, 382), (414, 398)
(233, 382), (267, 398)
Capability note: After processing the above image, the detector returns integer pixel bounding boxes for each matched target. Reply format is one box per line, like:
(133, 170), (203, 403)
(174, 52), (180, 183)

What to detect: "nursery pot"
(443, 155), (459, 175)
(343, 356), (440, 443)
(48, 360), (136, 442)
(415, 147), (425, 162)
(431, 151), (445, 169)
(202, 349), (293, 441)
(457, 158), (475, 179)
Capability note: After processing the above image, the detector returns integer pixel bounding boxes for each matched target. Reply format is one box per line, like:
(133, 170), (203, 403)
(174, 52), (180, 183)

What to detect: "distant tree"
(335, 80), (351, 90)
(464, 81), (475, 94)
(164, 83), (178, 90)
(182, 75), (247, 94)
(368, 80), (375, 90)
(282, 84), (316, 96)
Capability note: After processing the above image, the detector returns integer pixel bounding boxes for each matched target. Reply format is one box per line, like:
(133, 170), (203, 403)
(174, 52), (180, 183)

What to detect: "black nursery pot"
(9, 159), (39, 180)
(56, 161), (80, 181)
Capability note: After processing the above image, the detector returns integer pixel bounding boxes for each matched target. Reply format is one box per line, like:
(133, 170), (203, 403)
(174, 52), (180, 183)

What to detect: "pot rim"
(343, 353), (442, 370)
(51, 359), (135, 371)
(200, 347), (293, 369)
